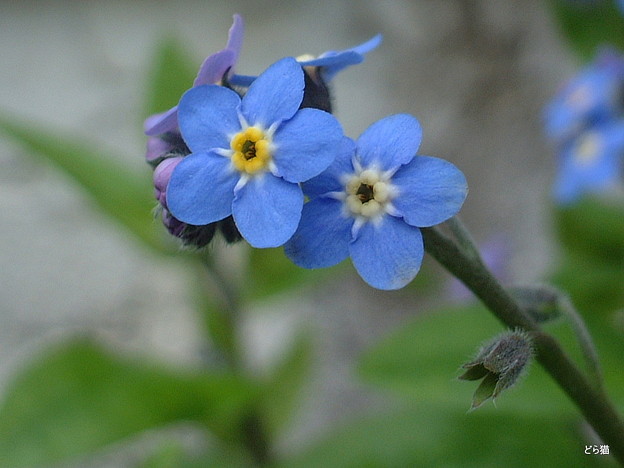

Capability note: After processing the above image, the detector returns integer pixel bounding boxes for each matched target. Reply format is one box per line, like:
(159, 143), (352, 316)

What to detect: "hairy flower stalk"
(422, 221), (624, 464)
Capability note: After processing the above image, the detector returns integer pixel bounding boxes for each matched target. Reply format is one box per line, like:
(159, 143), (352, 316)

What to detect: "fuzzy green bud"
(459, 329), (534, 410)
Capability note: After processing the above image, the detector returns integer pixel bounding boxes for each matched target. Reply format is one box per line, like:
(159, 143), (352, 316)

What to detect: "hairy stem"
(422, 223), (624, 464)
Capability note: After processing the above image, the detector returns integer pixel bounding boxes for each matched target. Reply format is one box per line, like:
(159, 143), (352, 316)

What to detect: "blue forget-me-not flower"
(554, 120), (624, 203)
(284, 114), (468, 290)
(545, 48), (624, 204)
(544, 48), (624, 145)
(166, 57), (344, 248)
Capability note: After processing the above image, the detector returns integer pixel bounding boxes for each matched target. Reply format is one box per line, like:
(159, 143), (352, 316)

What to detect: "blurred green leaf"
(246, 247), (341, 300)
(278, 403), (598, 468)
(547, 0), (624, 61)
(552, 198), (624, 315)
(554, 198), (624, 264)
(0, 339), (256, 468)
(140, 441), (253, 468)
(259, 332), (313, 437)
(144, 37), (198, 120)
(0, 114), (167, 253)
(552, 250), (624, 315)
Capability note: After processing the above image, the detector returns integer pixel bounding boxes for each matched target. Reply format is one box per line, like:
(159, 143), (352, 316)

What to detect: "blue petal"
(232, 174), (304, 248)
(284, 197), (351, 268)
(241, 57), (304, 128)
(392, 155), (468, 227)
(302, 136), (356, 198)
(272, 108), (343, 183)
(553, 123), (624, 204)
(178, 85), (242, 153)
(349, 217), (424, 290)
(356, 114), (422, 171)
(300, 51), (362, 75)
(229, 74), (256, 87)
(166, 151), (238, 225)
(299, 34), (383, 81)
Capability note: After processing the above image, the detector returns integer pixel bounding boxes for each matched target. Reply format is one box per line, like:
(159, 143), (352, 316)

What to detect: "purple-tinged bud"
(144, 130), (190, 169)
(459, 330), (534, 410)
(153, 157), (183, 207)
(146, 135), (174, 165)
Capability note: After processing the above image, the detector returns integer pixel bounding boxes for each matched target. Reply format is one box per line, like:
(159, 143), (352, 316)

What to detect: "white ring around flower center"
(343, 166), (397, 220)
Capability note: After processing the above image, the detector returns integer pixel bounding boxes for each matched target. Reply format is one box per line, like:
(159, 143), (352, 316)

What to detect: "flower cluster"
(544, 48), (624, 204)
(144, 14), (468, 290)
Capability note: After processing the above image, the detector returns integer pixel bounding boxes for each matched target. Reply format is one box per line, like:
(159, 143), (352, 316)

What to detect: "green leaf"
(0, 114), (167, 253)
(144, 36), (198, 120)
(0, 339), (256, 468)
(259, 332), (313, 437)
(278, 404), (596, 468)
(547, 0), (624, 61)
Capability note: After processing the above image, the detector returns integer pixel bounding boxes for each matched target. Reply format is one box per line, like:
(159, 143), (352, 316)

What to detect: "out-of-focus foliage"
(0, 340), (256, 468)
(0, 115), (164, 253)
(553, 198), (624, 314)
(548, 0), (624, 60)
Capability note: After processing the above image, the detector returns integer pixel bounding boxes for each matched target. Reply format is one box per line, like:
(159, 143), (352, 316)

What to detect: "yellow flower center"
(230, 126), (272, 174)
(574, 132), (602, 167)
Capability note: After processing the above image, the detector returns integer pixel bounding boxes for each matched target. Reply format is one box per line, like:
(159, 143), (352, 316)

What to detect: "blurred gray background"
(0, 0), (576, 466)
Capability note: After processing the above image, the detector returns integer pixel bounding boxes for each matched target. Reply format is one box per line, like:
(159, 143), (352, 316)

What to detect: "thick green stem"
(198, 254), (272, 466)
(422, 224), (624, 465)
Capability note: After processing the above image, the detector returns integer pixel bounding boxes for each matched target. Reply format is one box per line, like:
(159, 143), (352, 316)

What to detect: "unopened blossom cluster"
(144, 15), (468, 290)
(544, 48), (624, 204)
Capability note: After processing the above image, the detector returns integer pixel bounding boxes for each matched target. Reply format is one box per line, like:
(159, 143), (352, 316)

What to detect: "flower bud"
(509, 284), (563, 323)
(144, 131), (190, 168)
(153, 157), (184, 207)
(299, 67), (332, 113)
(459, 330), (534, 409)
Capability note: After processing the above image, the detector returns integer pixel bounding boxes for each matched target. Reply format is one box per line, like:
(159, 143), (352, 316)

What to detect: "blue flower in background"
(144, 14), (245, 137)
(230, 34), (383, 87)
(554, 120), (624, 204)
(544, 48), (624, 145)
(166, 57), (344, 248)
(284, 114), (468, 290)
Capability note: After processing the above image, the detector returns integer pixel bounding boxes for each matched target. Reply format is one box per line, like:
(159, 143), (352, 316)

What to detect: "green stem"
(422, 223), (624, 465)
(198, 253), (272, 466)
(556, 290), (605, 392)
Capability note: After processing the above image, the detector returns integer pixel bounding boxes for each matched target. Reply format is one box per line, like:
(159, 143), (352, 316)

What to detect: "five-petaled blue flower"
(166, 57), (344, 248)
(284, 114), (468, 290)
(554, 120), (624, 204)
